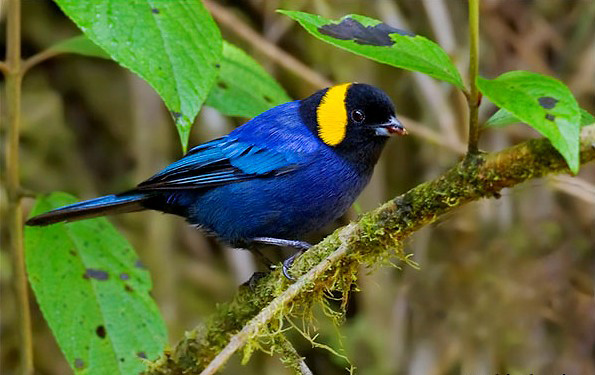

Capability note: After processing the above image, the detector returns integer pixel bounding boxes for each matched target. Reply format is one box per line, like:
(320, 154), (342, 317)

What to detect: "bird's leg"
(251, 237), (312, 280)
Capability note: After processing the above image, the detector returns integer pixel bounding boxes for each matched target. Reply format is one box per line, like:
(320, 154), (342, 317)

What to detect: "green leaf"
(484, 108), (521, 128)
(54, 1), (223, 152)
(25, 192), (167, 375)
(477, 71), (581, 173)
(48, 35), (111, 59)
(279, 10), (464, 89)
(486, 107), (595, 129)
(205, 41), (291, 117)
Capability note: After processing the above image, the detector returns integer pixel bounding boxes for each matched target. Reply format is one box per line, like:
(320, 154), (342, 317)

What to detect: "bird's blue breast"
(162, 101), (374, 244)
(175, 153), (370, 244)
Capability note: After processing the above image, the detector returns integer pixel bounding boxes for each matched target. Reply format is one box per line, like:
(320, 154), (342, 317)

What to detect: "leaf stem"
(5, 0), (34, 374)
(22, 48), (62, 74)
(467, 0), (480, 154)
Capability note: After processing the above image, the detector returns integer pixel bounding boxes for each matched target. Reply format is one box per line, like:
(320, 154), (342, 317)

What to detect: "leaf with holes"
(54, 0), (222, 152)
(206, 41), (291, 117)
(279, 10), (464, 89)
(486, 107), (594, 128)
(477, 71), (581, 173)
(25, 192), (167, 375)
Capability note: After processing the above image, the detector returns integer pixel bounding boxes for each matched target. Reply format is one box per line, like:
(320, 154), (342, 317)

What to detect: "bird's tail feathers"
(26, 193), (148, 226)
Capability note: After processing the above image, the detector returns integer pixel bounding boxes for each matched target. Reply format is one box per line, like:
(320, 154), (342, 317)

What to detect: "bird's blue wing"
(137, 101), (320, 190)
(136, 139), (294, 190)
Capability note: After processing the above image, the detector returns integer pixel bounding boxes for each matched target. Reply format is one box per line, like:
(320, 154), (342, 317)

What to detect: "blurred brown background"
(1, 0), (594, 374)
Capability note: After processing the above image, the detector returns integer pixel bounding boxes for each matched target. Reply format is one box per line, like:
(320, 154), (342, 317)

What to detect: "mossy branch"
(145, 125), (595, 375)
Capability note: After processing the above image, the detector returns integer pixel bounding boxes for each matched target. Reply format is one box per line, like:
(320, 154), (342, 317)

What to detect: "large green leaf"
(279, 10), (464, 89)
(477, 71), (581, 173)
(53, 0), (223, 152)
(25, 192), (167, 375)
(206, 41), (291, 117)
(486, 107), (594, 128)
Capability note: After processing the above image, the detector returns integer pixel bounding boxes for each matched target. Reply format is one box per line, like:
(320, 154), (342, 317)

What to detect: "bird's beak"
(374, 116), (408, 137)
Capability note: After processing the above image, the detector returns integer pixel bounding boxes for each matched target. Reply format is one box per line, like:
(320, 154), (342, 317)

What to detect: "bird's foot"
(251, 237), (312, 280)
(281, 249), (306, 280)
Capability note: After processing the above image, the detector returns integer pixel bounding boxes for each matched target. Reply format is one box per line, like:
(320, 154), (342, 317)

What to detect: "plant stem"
(5, 0), (34, 374)
(467, 0), (480, 154)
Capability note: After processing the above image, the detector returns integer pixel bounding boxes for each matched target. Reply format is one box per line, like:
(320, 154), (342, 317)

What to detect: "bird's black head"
(299, 83), (406, 164)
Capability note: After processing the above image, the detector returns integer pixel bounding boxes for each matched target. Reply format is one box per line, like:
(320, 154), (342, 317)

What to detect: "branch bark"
(145, 126), (595, 375)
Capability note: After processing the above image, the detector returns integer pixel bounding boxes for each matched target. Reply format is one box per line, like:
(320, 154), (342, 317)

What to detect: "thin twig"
(402, 118), (466, 154)
(204, 0), (332, 89)
(22, 48), (61, 74)
(276, 335), (314, 375)
(5, 0), (34, 374)
(467, 0), (480, 154)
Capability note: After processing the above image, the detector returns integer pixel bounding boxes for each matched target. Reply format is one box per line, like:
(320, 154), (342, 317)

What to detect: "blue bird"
(26, 83), (407, 278)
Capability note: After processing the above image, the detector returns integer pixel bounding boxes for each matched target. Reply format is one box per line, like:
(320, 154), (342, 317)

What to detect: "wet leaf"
(25, 192), (167, 375)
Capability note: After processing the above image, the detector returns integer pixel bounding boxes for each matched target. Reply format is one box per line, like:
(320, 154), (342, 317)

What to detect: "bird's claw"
(282, 250), (305, 281)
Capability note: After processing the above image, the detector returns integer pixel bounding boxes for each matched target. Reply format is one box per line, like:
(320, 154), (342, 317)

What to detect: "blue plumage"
(26, 83), (406, 268)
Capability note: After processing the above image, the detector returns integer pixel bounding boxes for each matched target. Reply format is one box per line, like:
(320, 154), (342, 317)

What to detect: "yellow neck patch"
(317, 83), (352, 146)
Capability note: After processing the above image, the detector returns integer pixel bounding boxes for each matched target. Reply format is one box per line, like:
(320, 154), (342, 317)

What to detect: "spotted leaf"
(25, 192), (167, 375)
(279, 10), (464, 89)
(478, 71), (581, 173)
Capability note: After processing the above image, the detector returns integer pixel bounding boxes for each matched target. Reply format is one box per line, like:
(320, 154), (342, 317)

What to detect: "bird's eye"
(351, 109), (365, 123)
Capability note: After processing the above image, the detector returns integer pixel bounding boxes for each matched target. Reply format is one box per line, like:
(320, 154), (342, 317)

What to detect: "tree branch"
(145, 125), (595, 375)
